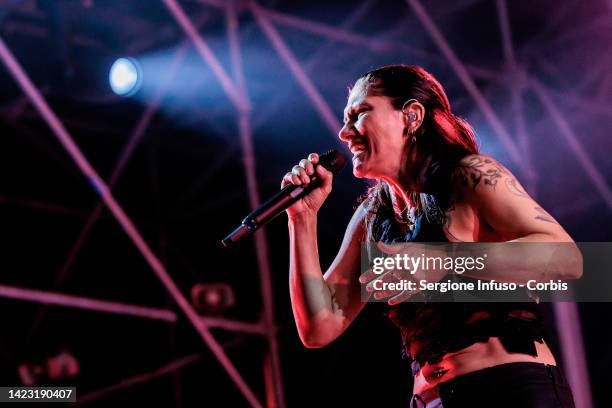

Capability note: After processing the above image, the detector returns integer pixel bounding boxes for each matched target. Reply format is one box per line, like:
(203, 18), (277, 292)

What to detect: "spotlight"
(191, 283), (235, 315)
(109, 57), (142, 96)
(18, 350), (79, 386)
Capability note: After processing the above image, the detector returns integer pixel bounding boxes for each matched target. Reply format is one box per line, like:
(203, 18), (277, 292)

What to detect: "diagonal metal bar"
(201, 316), (266, 335)
(303, 0), (376, 70)
(530, 77), (612, 213)
(0, 194), (156, 229)
(0, 36), (262, 408)
(241, 109), (287, 408)
(575, 53), (612, 95)
(553, 302), (594, 408)
(75, 333), (254, 407)
(197, 0), (505, 83)
(509, 85), (535, 193)
(258, 6), (497, 81)
(0, 282), (268, 334)
(226, 2), (286, 406)
(251, 0), (376, 131)
(495, 0), (516, 67)
(162, 0), (249, 113)
(250, 0), (343, 144)
(546, 88), (612, 120)
(26, 41), (192, 342)
(495, 0), (537, 194)
(0, 283), (178, 322)
(405, 0), (527, 172)
(75, 353), (203, 406)
(3, 117), (85, 180)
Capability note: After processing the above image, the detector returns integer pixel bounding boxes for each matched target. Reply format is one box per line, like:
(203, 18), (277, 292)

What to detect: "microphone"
(220, 149), (346, 248)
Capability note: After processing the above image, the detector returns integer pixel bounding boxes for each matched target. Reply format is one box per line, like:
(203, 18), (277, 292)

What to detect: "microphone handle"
(220, 175), (322, 248)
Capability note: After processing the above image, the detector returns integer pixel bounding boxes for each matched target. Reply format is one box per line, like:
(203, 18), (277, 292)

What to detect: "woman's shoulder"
(451, 154), (511, 188)
(445, 153), (513, 203)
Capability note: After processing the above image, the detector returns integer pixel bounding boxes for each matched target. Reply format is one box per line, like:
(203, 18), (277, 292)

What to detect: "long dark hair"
(353, 65), (480, 241)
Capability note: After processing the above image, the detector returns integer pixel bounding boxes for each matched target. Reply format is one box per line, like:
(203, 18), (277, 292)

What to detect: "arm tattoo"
(505, 177), (528, 197)
(456, 156), (529, 199)
(534, 206), (559, 224)
(455, 156), (508, 192)
(442, 202), (465, 242)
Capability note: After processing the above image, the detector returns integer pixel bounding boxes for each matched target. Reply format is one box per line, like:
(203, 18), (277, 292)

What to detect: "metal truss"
(1, 0), (609, 407)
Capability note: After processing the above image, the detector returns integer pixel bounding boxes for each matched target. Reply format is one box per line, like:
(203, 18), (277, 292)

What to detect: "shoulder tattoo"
(455, 155), (529, 199)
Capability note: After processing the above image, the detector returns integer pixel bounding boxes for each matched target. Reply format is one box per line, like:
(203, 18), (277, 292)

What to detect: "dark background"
(0, 0), (611, 406)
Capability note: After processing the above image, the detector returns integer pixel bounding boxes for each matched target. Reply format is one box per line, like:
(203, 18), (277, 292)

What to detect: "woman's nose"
(338, 123), (354, 142)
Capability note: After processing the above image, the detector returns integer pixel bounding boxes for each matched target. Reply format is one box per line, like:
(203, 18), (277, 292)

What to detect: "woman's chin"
(351, 153), (372, 178)
(352, 162), (368, 178)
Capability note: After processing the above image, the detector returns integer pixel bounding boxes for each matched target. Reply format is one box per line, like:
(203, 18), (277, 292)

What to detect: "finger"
(366, 272), (401, 299)
(388, 289), (418, 305)
(290, 172), (302, 185)
(281, 172), (294, 188)
(308, 152), (319, 164)
(315, 163), (333, 192)
(359, 267), (380, 284)
(299, 159), (314, 176)
(366, 271), (393, 292)
(377, 241), (404, 255)
(292, 165), (310, 184)
(373, 274), (403, 300)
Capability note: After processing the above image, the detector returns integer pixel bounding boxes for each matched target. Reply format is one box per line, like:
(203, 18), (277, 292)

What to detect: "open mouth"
(349, 139), (369, 157)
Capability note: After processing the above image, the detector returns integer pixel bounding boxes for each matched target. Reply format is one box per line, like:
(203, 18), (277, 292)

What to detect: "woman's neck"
(385, 154), (431, 208)
(387, 181), (413, 214)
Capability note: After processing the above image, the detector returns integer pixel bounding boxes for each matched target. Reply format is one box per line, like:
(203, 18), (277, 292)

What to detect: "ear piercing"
(401, 99), (419, 142)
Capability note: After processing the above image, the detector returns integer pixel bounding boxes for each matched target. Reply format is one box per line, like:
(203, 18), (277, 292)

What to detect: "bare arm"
(289, 204), (367, 348)
(283, 153), (367, 348)
(454, 154), (583, 282)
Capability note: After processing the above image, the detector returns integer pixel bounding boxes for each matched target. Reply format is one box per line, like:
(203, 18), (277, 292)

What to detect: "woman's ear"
(401, 99), (426, 135)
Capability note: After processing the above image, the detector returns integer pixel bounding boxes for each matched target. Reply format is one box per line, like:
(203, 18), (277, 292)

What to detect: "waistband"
(410, 362), (569, 407)
(438, 362), (568, 392)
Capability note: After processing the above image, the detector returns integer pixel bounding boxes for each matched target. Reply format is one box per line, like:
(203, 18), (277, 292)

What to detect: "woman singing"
(282, 65), (579, 407)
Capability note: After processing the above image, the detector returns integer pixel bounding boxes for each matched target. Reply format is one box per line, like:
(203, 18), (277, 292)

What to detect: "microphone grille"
(318, 149), (347, 175)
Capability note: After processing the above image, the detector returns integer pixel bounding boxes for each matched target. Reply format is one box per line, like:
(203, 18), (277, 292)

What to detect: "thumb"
(377, 241), (402, 254)
(316, 164), (333, 191)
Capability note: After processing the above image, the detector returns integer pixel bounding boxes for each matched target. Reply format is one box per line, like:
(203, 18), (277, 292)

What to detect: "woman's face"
(339, 84), (407, 181)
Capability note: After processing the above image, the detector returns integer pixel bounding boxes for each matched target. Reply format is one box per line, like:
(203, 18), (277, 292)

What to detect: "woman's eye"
(345, 109), (367, 123)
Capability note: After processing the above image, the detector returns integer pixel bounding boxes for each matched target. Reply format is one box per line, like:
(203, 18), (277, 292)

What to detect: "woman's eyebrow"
(353, 102), (373, 110)
(343, 102), (373, 123)
(345, 102), (372, 116)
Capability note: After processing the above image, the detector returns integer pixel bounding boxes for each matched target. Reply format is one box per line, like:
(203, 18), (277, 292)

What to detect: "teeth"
(350, 144), (367, 154)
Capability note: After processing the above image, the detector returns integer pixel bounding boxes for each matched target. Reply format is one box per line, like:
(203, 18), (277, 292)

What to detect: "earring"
(404, 127), (417, 143)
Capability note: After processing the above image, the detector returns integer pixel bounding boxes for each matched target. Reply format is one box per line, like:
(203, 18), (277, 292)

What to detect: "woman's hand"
(281, 152), (333, 219)
(359, 242), (449, 305)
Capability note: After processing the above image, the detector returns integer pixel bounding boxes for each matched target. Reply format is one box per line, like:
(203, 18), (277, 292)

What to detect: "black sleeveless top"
(374, 197), (545, 375)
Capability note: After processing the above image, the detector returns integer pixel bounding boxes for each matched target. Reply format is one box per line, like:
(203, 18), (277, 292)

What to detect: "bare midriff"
(412, 337), (557, 402)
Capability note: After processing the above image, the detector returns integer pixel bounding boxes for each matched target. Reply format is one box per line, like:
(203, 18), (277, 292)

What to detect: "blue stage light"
(109, 57), (142, 96)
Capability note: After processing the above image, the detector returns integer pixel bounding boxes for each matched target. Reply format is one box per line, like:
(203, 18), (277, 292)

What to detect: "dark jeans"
(434, 362), (575, 407)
